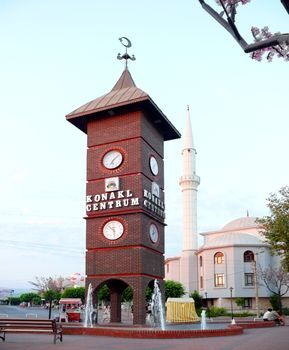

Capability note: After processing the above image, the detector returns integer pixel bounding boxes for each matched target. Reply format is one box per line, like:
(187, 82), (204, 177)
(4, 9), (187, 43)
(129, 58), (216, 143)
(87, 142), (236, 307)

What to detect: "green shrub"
(121, 286), (133, 302)
(31, 295), (42, 305)
(282, 307), (289, 316)
(269, 294), (280, 310)
(235, 297), (245, 308)
(98, 285), (110, 303)
(189, 290), (203, 315)
(165, 280), (185, 301)
(62, 287), (85, 303)
(8, 297), (21, 305)
(20, 293), (40, 303)
(206, 306), (227, 317)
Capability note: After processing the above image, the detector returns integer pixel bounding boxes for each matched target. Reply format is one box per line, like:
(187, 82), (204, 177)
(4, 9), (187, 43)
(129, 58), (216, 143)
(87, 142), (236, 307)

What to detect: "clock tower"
(66, 43), (180, 325)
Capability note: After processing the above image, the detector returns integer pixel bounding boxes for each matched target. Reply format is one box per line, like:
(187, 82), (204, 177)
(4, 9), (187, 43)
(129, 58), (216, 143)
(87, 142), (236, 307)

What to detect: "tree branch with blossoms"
(198, 0), (289, 61)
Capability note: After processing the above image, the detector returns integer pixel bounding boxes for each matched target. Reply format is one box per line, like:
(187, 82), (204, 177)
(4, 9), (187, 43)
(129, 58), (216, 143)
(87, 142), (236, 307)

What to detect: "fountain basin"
(63, 324), (243, 338)
(229, 320), (275, 329)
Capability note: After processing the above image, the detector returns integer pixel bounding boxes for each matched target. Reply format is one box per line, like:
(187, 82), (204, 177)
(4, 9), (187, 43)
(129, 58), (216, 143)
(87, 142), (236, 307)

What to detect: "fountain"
(201, 309), (206, 330)
(150, 279), (165, 330)
(84, 283), (95, 328)
(64, 280), (244, 338)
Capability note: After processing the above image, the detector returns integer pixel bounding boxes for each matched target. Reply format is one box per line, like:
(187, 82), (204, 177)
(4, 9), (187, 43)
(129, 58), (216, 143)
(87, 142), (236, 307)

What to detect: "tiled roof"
(66, 69), (148, 118)
(66, 69), (181, 140)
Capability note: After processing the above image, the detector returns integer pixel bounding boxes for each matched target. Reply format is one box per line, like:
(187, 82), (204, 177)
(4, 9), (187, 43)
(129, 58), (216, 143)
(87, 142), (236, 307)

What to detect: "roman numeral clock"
(66, 39), (180, 325)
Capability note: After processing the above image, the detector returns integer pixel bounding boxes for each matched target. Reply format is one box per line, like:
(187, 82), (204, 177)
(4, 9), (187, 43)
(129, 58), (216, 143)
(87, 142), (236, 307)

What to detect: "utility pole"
(252, 259), (259, 318)
(253, 251), (264, 318)
(229, 287), (234, 324)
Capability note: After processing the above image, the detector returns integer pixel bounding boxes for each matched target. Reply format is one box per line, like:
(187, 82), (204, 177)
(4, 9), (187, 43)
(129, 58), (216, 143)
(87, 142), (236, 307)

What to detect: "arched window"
(243, 250), (254, 262)
(200, 276), (203, 289)
(199, 256), (203, 267)
(214, 252), (224, 264)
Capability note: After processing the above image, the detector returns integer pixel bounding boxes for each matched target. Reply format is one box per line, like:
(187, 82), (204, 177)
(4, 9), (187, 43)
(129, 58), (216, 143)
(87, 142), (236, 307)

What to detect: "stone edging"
(63, 326), (243, 338)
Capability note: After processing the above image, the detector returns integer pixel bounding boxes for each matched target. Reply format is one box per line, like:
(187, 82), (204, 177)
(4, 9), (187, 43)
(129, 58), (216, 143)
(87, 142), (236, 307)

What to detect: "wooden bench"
(0, 318), (63, 344)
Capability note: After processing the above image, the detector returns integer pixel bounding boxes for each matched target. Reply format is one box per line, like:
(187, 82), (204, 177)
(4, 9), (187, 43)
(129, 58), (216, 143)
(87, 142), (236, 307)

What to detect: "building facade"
(196, 216), (281, 310)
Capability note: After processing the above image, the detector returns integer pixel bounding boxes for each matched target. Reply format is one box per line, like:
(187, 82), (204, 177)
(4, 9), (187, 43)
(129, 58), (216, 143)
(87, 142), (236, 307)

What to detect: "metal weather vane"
(117, 37), (136, 68)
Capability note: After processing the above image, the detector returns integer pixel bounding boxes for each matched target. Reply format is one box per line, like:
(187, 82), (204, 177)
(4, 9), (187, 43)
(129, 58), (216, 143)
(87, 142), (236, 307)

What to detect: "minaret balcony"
(179, 174), (200, 187)
(179, 174), (200, 182)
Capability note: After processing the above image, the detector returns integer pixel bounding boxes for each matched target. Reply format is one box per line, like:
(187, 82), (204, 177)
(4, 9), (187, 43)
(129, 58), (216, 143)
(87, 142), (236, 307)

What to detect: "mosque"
(164, 109), (289, 312)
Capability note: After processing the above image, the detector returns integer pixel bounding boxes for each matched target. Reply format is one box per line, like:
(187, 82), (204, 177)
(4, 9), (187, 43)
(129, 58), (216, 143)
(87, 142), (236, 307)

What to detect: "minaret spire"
(179, 106), (200, 251)
(179, 107), (200, 295)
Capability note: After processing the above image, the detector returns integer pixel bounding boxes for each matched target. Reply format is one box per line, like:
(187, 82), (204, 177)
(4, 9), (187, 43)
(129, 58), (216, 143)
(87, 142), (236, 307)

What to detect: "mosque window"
(214, 252), (224, 264)
(214, 273), (225, 287)
(166, 263), (169, 273)
(200, 276), (203, 289)
(244, 298), (252, 308)
(243, 251), (254, 262)
(199, 256), (203, 267)
(244, 273), (254, 286)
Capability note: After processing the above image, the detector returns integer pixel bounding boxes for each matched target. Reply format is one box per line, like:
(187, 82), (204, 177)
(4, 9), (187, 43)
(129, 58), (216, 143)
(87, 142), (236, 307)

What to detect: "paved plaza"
(0, 326), (288, 350)
(1, 306), (288, 349)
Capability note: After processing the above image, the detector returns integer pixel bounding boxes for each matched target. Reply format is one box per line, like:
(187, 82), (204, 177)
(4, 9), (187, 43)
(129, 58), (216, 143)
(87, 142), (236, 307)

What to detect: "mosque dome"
(222, 216), (258, 230)
(201, 232), (264, 249)
(199, 216), (266, 250)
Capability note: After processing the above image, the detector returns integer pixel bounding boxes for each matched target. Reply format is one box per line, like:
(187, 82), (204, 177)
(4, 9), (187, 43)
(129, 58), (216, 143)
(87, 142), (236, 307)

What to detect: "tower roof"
(66, 68), (180, 141)
(111, 68), (136, 90)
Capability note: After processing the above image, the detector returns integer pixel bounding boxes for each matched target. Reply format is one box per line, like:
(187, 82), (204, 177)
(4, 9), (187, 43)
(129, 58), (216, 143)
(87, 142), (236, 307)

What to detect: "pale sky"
(1, 0), (288, 289)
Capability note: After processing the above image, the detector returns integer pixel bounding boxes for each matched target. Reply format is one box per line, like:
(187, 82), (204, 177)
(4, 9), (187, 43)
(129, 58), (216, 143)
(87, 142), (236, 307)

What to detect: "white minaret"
(179, 106), (200, 295)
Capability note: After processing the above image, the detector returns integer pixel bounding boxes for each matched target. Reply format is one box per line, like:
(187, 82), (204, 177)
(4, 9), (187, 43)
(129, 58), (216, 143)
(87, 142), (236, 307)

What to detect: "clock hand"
(110, 225), (116, 238)
(110, 154), (120, 165)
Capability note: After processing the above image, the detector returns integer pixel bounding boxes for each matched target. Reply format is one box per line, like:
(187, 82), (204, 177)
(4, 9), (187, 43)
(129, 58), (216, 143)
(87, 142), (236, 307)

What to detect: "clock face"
(149, 156), (159, 176)
(103, 150), (123, 169)
(103, 220), (124, 240)
(149, 223), (159, 243)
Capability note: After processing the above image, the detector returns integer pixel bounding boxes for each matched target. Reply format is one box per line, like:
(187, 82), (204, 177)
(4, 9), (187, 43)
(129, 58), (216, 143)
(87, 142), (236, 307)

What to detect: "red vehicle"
(58, 298), (82, 322)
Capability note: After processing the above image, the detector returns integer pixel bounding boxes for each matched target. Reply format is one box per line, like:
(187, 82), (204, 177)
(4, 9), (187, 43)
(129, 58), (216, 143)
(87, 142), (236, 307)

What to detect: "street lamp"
(204, 292), (208, 308)
(229, 287), (234, 322)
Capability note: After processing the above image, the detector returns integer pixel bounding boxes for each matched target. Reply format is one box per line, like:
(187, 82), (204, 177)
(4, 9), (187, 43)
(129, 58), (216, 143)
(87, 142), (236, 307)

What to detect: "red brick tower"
(66, 47), (180, 324)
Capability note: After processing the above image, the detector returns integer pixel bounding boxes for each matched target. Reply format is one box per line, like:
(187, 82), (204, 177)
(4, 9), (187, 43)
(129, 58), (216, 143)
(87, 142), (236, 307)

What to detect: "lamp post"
(204, 292), (208, 308)
(229, 287), (234, 321)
